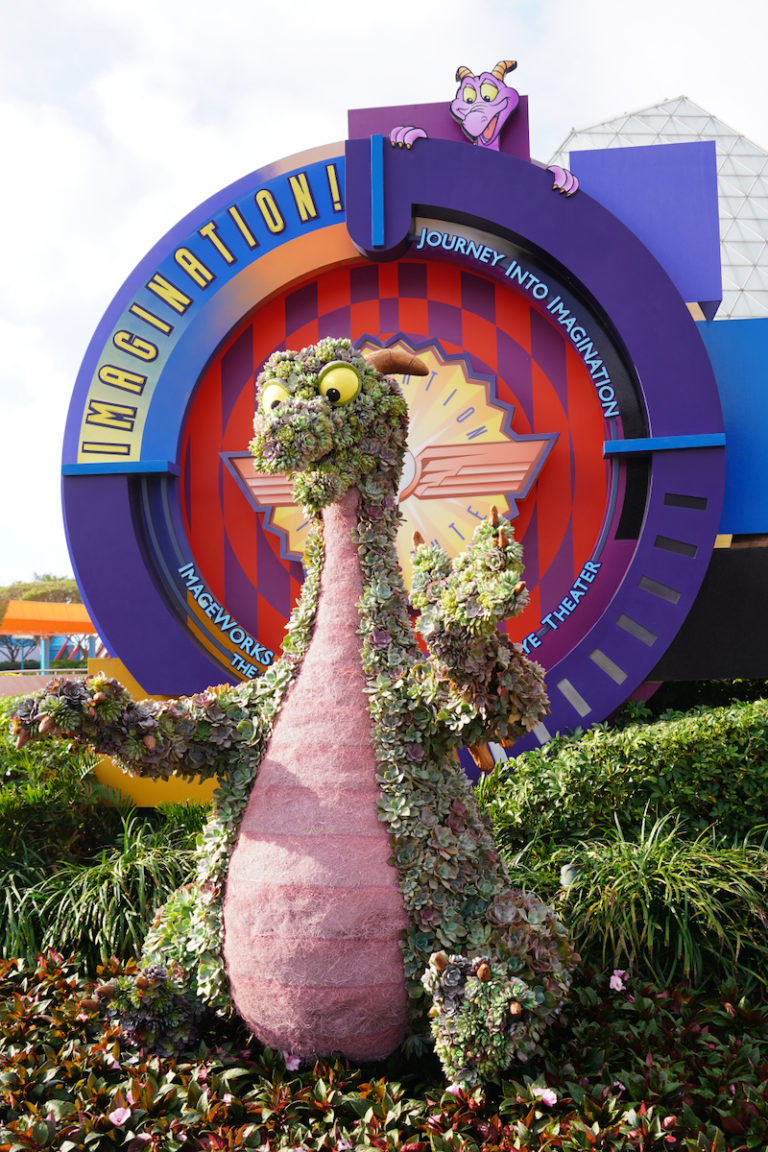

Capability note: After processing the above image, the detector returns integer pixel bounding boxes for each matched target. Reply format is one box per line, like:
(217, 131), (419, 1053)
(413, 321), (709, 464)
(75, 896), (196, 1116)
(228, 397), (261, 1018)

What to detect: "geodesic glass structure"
(550, 96), (768, 319)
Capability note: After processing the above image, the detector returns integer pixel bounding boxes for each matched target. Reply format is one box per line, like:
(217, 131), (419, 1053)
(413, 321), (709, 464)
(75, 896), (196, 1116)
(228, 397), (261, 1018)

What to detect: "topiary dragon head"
(250, 337), (427, 513)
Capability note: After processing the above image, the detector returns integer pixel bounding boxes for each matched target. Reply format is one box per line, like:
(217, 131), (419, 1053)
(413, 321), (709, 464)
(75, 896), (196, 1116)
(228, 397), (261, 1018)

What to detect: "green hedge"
(477, 698), (768, 852)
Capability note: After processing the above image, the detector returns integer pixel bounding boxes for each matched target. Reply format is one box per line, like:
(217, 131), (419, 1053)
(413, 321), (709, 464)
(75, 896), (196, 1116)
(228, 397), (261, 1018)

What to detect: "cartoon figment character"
(450, 59), (521, 150)
(12, 338), (577, 1085)
(390, 59), (579, 196)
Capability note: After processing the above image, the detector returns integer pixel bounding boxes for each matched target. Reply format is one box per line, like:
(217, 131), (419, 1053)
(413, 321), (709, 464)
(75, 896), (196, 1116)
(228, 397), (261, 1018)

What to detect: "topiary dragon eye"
(317, 362), (361, 406)
(261, 381), (290, 413)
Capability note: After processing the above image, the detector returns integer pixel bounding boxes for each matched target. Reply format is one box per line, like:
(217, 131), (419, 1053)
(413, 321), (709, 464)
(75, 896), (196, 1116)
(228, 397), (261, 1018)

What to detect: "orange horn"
(455, 65), (473, 82)
(491, 59), (517, 81)
(467, 742), (495, 774)
(364, 348), (429, 377)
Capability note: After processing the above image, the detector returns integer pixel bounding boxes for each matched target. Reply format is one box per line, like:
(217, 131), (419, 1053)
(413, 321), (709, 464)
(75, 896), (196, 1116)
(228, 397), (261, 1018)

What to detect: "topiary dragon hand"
(410, 506), (549, 771)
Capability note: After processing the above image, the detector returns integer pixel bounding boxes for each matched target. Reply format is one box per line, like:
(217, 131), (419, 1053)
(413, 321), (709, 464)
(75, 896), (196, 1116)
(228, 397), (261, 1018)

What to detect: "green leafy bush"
(1, 695), (118, 879)
(478, 698), (768, 850)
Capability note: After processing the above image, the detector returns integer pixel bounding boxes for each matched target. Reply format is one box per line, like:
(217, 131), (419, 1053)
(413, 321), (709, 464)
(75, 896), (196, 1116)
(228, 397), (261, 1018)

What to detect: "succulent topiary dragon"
(12, 337), (577, 1085)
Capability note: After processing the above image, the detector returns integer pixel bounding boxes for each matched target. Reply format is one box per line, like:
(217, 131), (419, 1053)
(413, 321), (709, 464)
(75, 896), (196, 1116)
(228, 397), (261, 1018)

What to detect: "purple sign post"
(62, 82), (725, 746)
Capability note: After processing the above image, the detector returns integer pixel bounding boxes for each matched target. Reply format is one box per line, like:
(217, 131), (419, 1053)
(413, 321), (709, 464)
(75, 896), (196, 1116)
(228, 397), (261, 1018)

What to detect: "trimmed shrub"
(478, 698), (768, 851)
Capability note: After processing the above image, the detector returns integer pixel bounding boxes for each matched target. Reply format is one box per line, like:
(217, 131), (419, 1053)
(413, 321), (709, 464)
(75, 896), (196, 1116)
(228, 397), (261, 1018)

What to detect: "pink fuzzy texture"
(223, 487), (409, 1060)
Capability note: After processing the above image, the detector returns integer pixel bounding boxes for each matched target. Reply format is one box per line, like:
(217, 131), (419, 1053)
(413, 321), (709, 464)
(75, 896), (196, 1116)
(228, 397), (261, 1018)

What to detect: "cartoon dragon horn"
(491, 59), (517, 80)
(455, 66), (473, 82)
(364, 348), (429, 376)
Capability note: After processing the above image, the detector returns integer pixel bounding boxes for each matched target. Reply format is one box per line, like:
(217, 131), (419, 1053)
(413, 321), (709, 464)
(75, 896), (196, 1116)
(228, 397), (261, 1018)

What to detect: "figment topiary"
(12, 337), (577, 1085)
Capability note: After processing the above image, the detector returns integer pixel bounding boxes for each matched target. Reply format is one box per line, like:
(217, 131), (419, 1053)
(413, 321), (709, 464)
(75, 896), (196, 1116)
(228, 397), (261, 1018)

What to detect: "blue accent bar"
(62, 460), (181, 476)
(603, 434), (726, 456)
(370, 134), (385, 248)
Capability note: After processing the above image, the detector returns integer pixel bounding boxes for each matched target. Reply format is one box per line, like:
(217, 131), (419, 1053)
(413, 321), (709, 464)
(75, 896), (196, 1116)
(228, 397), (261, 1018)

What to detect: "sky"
(1, 0), (767, 586)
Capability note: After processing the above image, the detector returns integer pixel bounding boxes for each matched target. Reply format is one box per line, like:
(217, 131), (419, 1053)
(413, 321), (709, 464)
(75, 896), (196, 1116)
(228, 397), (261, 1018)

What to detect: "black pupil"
(326, 388), (341, 403)
(270, 399), (281, 410)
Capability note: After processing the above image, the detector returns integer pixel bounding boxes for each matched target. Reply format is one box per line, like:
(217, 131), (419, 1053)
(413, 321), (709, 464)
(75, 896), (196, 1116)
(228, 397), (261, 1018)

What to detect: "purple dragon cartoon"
(450, 59), (521, 150)
(390, 59), (579, 196)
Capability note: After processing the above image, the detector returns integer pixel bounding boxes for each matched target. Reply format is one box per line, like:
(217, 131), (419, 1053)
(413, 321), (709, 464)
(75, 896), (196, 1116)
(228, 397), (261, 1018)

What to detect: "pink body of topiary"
(224, 489), (409, 1059)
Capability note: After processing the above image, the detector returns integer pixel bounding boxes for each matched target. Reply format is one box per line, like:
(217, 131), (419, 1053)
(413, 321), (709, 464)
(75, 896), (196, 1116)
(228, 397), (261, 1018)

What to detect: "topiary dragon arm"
(8, 671), (274, 784)
(9, 522), (323, 786)
(410, 510), (549, 766)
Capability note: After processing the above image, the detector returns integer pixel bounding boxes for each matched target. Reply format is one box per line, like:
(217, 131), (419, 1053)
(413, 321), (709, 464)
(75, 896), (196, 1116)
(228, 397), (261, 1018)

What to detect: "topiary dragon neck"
(223, 478), (410, 1060)
(321, 484), (364, 560)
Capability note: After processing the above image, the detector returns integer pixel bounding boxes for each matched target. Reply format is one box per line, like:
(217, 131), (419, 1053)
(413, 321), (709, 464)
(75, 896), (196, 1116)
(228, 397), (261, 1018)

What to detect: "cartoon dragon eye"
(480, 81), (499, 102)
(317, 362), (361, 406)
(463, 86), (477, 104)
(261, 381), (290, 413)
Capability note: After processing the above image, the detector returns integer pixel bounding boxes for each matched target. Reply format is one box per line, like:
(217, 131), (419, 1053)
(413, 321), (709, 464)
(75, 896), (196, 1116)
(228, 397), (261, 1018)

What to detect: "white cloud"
(1, 0), (767, 586)
(0, 320), (72, 583)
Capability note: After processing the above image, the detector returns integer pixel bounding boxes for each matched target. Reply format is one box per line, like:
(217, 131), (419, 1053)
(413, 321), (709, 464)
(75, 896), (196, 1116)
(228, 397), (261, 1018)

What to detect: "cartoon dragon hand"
(390, 124), (428, 149)
(547, 164), (579, 197)
(411, 505), (528, 639)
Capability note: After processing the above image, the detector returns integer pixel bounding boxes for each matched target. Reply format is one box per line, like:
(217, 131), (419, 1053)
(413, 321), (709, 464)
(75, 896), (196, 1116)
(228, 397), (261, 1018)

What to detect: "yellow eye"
(317, 362), (361, 405)
(463, 86), (477, 104)
(480, 82), (498, 102)
(261, 381), (290, 413)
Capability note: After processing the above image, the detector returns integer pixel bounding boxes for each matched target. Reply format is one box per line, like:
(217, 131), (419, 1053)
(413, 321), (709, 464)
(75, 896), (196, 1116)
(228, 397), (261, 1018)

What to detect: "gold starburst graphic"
(225, 340), (555, 588)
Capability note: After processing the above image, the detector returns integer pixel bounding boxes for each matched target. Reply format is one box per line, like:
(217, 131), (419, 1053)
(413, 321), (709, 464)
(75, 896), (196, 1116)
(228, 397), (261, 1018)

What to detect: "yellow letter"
(199, 221), (236, 264)
(288, 171), (318, 222)
(86, 400), (138, 431)
(228, 205), (259, 249)
(97, 366), (147, 395)
(80, 440), (132, 456)
(174, 247), (215, 288)
(146, 274), (192, 314)
(129, 303), (174, 334)
(113, 331), (158, 361)
(255, 189), (285, 234)
(325, 163), (343, 212)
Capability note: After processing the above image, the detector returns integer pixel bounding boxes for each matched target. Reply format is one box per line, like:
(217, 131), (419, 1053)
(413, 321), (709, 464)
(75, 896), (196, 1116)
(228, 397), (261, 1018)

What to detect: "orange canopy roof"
(0, 600), (96, 636)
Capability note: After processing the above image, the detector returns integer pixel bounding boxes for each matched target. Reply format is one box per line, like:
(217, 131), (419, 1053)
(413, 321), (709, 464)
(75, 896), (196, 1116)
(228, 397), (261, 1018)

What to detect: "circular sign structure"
(62, 138), (725, 746)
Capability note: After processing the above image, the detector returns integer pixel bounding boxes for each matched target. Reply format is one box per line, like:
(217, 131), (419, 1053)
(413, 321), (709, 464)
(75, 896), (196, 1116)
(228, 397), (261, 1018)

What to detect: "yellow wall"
(88, 657), (217, 806)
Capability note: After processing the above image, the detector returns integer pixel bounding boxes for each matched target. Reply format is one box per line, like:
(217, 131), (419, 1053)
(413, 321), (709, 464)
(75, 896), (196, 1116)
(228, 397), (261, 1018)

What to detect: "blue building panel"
(571, 142), (722, 318)
(698, 317), (768, 535)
